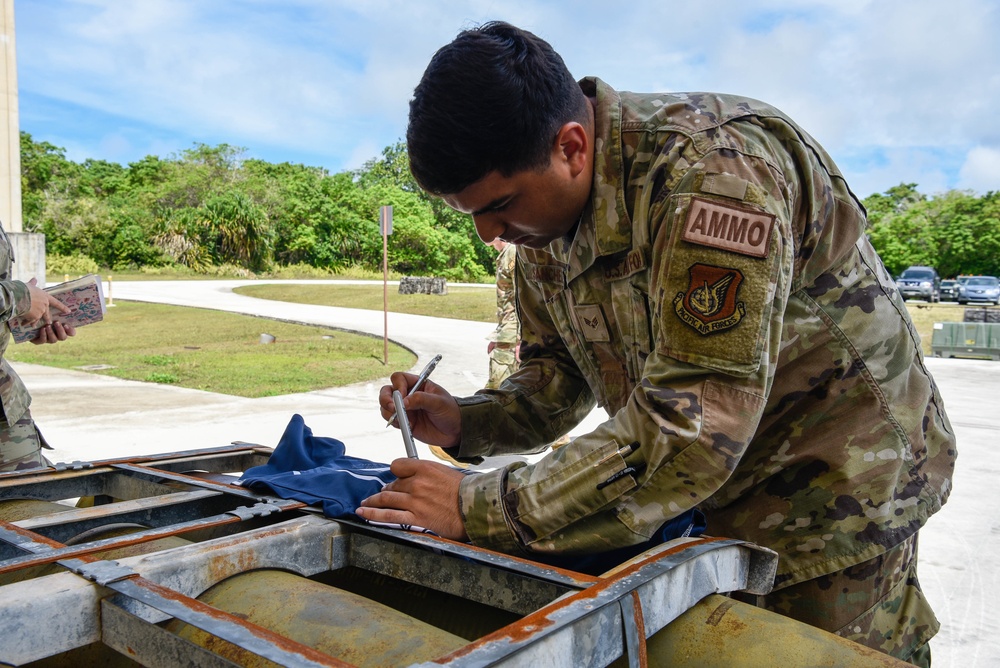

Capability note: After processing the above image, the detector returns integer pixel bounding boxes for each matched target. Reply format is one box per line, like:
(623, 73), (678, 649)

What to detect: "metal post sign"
(380, 206), (393, 235)
(380, 205), (392, 364)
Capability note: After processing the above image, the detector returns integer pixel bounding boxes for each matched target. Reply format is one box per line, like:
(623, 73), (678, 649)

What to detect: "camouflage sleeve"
(460, 129), (800, 555)
(456, 252), (598, 458)
(0, 280), (32, 324)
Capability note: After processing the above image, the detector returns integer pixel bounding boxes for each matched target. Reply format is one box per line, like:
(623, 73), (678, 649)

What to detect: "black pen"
(385, 354), (442, 427)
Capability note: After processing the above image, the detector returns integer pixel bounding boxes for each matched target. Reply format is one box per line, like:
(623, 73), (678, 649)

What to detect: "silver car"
(958, 276), (1000, 305)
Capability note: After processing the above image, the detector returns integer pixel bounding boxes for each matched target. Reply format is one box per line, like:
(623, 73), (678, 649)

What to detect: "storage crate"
(962, 307), (1000, 323)
(931, 321), (1000, 360)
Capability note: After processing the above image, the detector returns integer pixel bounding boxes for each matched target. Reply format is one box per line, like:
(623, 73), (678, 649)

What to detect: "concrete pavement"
(9, 279), (998, 666)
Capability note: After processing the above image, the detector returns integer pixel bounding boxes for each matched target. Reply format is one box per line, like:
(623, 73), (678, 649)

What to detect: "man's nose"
(473, 215), (505, 244)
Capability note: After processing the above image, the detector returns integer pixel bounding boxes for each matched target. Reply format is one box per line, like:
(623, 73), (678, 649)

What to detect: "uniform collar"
(546, 77), (634, 283)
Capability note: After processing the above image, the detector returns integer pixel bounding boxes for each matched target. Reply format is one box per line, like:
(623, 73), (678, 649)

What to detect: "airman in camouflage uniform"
(0, 227), (72, 472)
(364, 22), (954, 664)
(486, 240), (519, 390)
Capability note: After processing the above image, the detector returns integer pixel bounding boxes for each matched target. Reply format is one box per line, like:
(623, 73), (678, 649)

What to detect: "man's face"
(441, 132), (592, 249)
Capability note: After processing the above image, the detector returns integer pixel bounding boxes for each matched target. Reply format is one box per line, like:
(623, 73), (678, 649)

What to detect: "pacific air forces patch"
(658, 194), (779, 375)
(674, 263), (746, 335)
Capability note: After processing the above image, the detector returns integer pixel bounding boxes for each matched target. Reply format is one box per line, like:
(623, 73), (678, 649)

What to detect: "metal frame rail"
(0, 446), (777, 667)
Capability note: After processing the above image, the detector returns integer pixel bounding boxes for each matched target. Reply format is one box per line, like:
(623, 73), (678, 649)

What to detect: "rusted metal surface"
(348, 532), (576, 616)
(342, 518), (599, 590)
(424, 538), (778, 668)
(102, 599), (246, 668)
(640, 593), (912, 667)
(0, 503), (298, 576)
(169, 569), (466, 667)
(110, 576), (352, 668)
(0, 447), (901, 667)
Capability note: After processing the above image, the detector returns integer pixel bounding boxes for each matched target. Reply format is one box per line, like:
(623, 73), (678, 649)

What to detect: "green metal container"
(931, 321), (1000, 360)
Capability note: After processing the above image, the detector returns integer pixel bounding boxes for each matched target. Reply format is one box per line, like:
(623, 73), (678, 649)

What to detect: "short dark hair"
(407, 21), (589, 195)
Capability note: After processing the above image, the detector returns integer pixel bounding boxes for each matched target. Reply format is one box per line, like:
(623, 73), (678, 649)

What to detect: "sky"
(12, 0), (1000, 199)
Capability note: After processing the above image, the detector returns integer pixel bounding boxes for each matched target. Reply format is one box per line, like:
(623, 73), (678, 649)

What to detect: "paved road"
(10, 279), (996, 666)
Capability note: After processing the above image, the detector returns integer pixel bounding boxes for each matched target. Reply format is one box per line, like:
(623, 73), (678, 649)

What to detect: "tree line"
(18, 132), (999, 281)
(864, 183), (1000, 279)
(20, 134), (493, 281)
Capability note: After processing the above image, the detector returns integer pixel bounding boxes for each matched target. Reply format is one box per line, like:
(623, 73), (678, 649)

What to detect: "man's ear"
(553, 122), (589, 178)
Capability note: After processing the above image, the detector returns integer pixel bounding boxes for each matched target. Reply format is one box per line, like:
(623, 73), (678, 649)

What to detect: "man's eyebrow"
(471, 195), (512, 216)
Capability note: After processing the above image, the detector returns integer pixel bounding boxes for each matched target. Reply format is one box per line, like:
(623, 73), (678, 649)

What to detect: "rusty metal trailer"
(0, 445), (907, 667)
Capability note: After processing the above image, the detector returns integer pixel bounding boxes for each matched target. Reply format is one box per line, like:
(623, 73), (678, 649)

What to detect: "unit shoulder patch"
(682, 196), (775, 258)
(673, 263), (746, 336)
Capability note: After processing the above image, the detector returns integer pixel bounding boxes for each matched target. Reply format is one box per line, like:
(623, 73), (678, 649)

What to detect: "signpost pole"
(380, 206), (393, 365)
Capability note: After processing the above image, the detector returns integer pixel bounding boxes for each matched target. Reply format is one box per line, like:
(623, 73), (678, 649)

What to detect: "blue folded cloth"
(236, 414), (395, 519)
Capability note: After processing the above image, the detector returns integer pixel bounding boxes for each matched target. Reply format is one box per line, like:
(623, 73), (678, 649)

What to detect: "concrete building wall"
(0, 0), (22, 234)
(1, 1), (45, 285)
(10, 231), (44, 286)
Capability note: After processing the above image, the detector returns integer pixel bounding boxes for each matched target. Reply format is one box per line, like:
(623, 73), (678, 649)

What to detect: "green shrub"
(264, 262), (337, 279)
(47, 254), (100, 276)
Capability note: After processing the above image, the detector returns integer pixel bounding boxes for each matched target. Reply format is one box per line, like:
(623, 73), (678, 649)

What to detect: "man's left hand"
(357, 458), (469, 541)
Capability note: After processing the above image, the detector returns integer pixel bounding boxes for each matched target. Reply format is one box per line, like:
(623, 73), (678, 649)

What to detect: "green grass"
(7, 301), (415, 398)
(11, 281), (956, 401)
(234, 283), (497, 323)
(233, 284), (965, 352)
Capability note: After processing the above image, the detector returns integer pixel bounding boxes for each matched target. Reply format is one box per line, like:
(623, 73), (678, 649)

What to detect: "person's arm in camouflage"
(0, 278), (32, 324)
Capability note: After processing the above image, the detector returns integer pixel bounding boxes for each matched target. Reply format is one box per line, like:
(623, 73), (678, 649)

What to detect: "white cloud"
(958, 147), (1000, 194)
(12, 0), (1000, 195)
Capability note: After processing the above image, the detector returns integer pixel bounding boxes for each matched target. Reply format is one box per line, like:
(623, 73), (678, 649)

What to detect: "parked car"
(958, 275), (1000, 305)
(895, 266), (941, 302)
(940, 279), (959, 301)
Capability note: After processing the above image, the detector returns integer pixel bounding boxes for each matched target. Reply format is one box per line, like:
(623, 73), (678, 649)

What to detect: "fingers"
(354, 505), (417, 526)
(388, 456), (422, 478)
(29, 326), (55, 345)
(49, 322), (72, 340)
(46, 295), (71, 315)
(24, 286), (48, 324)
(360, 489), (412, 509)
(379, 372), (416, 415)
(28, 322), (75, 345)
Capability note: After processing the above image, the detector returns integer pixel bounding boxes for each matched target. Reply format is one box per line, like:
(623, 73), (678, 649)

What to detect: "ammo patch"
(673, 263), (746, 335)
(575, 305), (611, 342)
(682, 197), (775, 258)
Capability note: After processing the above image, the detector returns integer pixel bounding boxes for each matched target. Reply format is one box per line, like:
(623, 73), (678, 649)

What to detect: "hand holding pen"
(379, 355), (463, 451)
(385, 354), (442, 427)
(392, 389), (419, 458)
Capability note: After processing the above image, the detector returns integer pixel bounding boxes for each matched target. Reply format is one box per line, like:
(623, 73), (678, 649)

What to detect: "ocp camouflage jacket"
(454, 77), (956, 588)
